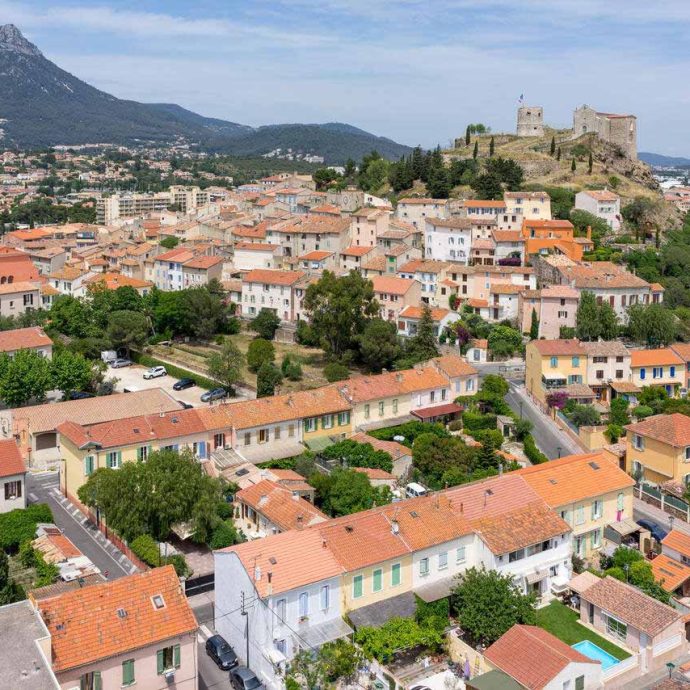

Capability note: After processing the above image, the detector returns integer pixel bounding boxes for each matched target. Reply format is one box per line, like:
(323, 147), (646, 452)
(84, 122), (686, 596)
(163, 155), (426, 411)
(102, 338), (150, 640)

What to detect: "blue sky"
(2, 0), (689, 154)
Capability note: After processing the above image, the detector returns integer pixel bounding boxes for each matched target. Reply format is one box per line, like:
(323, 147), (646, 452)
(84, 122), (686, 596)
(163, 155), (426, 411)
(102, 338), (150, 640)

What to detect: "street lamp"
(557, 446), (562, 459)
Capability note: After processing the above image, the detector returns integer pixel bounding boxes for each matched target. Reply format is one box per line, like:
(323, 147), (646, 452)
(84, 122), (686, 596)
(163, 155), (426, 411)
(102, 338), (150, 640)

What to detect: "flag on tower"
(518, 94), (524, 104)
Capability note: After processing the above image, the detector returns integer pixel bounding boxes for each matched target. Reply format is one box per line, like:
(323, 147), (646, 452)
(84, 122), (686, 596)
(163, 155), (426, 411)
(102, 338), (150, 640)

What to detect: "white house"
(423, 217), (473, 264)
(240, 269), (305, 321)
(575, 190), (622, 231)
(395, 198), (449, 230)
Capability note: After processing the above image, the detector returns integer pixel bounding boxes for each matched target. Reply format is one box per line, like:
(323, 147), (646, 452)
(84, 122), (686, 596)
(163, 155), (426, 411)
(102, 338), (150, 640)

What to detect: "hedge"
(130, 534), (191, 577)
(0, 503), (54, 552)
(462, 411), (497, 432)
(133, 352), (216, 390)
(523, 434), (548, 465)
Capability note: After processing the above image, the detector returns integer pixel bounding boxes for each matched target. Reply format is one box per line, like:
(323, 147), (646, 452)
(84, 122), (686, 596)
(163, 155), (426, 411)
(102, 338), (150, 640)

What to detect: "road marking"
(29, 492), (38, 501)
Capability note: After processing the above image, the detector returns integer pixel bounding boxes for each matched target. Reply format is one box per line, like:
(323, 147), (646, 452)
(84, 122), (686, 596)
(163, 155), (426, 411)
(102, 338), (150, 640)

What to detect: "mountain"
(639, 152), (690, 167)
(0, 25), (412, 162)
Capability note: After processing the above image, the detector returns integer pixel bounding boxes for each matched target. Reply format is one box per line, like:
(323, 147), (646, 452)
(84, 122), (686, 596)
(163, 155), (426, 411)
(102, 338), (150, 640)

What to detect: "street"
(504, 381), (581, 460)
(189, 593), (231, 690)
(26, 472), (137, 579)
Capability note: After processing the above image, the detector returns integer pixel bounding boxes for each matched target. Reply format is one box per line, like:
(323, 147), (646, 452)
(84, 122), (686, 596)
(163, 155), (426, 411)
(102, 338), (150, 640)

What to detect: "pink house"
(38, 565), (198, 690)
(518, 285), (579, 338)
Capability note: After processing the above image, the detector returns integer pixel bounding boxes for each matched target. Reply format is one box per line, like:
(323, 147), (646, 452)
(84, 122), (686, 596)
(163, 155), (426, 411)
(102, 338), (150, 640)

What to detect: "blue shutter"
(198, 441), (206, 458)
(640, 368), (646, 380)
(671, 366), (676, 377)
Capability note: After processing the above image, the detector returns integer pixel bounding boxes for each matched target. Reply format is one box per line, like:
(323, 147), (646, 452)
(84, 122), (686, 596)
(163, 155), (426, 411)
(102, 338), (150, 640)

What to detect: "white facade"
(234, 246), (279, 271)
(575, 191), (622, 231)
(412, 535), (476, 591)
(395, 200), (449, 230)
(424, 219), (472, 264)
(1, 471), (26, 512)
(241, 282), (298, 322)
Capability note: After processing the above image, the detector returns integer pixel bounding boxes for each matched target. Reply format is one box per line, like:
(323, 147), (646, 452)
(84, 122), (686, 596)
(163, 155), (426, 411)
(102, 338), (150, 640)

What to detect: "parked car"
(405, 482), (427, 498)
(637, 518), (668, 542)
(143, 365), (167, 380)
(230, 667), (263, 690)
(111, 358), (132, 368)
(205, 634), (238, 671)
(68, 391), (93, 400)
(201, 387), (228, 402)
(173, 377), (196, 391)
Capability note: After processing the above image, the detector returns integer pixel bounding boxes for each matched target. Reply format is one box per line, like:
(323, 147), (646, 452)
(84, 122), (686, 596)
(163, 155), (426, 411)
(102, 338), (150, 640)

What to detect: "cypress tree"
(557, 147), (561, 161)
(489, 136), (495, 157)
(530, 308), (539, 340)
(473, 141), (479, 160)
(571, 157), (576, 172)
(465, 126), (471, 146)
(550, 136), (556, 156)
(588, 150), (593, 174)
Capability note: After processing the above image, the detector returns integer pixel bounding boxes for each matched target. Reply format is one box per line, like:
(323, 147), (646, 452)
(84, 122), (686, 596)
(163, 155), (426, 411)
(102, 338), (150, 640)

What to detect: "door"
(588, 602), (594, 624)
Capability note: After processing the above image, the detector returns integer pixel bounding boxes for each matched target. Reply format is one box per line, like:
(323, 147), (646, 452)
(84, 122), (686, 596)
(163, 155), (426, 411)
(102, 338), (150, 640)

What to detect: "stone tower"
(573, 105), (637, 159)
(516, 106), (544, 137)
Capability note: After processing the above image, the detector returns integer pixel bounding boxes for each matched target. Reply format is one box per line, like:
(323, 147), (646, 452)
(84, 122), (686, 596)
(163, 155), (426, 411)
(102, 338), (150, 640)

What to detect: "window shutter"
(122, 659), (134, 685)
(136, 447), (142, 462)
(198, 441), (206, 458)
(148, 445), (153, 458)
(117, 450), (122, 467)
(94, 671), (102, 690)
(173, 644), (181, 668)
(157, 649), (165, 674)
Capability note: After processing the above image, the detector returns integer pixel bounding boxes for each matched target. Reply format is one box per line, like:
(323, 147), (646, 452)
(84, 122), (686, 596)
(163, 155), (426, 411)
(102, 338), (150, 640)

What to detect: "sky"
(2, 0), (689, 154)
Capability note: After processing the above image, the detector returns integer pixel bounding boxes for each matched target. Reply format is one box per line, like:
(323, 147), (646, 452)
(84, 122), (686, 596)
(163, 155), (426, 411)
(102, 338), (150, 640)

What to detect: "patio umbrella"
(463, 658), (470, 679)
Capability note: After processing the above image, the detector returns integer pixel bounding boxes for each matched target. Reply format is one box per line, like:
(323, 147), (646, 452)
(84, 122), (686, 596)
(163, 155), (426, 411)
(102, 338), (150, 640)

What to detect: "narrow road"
(504, 382), (581, 460)
(634, 497), (690, 535)
(27, 472), (137, 579)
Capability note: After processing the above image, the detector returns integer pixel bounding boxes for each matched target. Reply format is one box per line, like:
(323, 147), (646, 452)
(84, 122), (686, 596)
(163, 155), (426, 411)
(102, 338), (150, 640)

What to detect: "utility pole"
(241, 591), (249, 668)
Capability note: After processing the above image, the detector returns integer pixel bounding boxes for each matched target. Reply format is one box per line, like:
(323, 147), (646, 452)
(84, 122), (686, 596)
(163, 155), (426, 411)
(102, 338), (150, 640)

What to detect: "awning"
(414, 576), (456, 602)
(607, 517), (640, 537)
(238, 441), (307, 464)
(348, 591), (417, 629)
(550, 575), (570, 594)
(265, 647), (286, 664)
(412, 403), (463, 420)
(296, 617), (353, 648)
(358, 414), (414, 431)
(525, 570), (548, 584)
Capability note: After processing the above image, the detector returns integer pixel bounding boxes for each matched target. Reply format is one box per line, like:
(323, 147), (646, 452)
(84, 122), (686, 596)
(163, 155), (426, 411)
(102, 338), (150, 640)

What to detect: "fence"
(637, 483), (690, 521)
(653, 633), (683, 657)
(185, 572), (215, 596)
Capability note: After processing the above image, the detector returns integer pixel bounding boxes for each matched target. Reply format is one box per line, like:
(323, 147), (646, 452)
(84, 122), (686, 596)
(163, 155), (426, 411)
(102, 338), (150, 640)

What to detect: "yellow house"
(625, 413), (690, 486)
(630, 349), (684, 397)
(57, 408), (220, 502)
(525, 339), (589, 409)
(341, 554), (414, 612)
(518, 452), (635, 559)
(290, 385), (353, 445)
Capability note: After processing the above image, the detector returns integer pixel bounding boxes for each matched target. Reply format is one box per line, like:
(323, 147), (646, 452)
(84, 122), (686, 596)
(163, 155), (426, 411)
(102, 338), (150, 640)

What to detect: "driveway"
(26, 472), (138, 579)
(106, 364), (205, 407)
(505, 382), (581, 460)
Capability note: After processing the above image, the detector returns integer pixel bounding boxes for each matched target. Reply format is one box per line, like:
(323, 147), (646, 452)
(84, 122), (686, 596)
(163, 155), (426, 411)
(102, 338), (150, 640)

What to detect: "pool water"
(571, 640), (620, 670)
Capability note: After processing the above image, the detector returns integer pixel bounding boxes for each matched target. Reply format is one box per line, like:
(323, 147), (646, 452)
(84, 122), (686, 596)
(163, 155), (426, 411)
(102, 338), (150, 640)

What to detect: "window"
(572, 356), (580, 367)
(259, 428), (269, 444)
(299, 592), (309, 617)
(106, 451), (121, 469)
(156, 645), (181, 674)
(456, 546), (466, 563)
(466, 378), (475, 392)
(430, 391), (435, 403)
(591, 499), (603, 520)
(372, 568), (383, 592)
(353, 575), (363, 598)
(632, 434), (645, 451)
(276, 598), (286, 620)
(274, 426), (281, 440)
(338, 411), (350, 426)
(80, 671), (102, 690)
(244, 432), (251, 446)
(214, 432), (225, 449)
(550, 356), (558, 368)
(640, 367), (646, 380)
(4, 480), (21, 500)
(320, 585), (330, 610)
(616, 370), (623, 379)
(509, 548), (525, 562)
(288, 424), (295, 438)
(605, 615), (627, 641)
(83, 455), (95, 476)
(305, 417), (317, 432)
(122, 659), (135, 687)
(575, 505), (585, 525)
(671, 366), (676, 377)
(617, 492), (625, 511)
(438, 552), (448, 570)
(364, 404), (370, 419)
(575, 676), (585, 690)
(136, 445), (149, 462)
(322, 414), (333, 430)
(378, 401), (384, 417)
(419, 558), (430, 576)
(391, 563), (401, 586)
(441, 388), (447, 401)
(591, 528), (602, 549)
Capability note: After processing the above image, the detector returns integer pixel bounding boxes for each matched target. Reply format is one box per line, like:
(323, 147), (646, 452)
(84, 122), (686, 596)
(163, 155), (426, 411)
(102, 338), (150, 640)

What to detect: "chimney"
(254, 565), (261, 582)
(586, 225), (592, 240)
(391, 519), (399, 535)
(292, 491), (300, 501)
(498, 463), (503, 476)
(321, 537), (327, 548)
(267, 571), (273, 596)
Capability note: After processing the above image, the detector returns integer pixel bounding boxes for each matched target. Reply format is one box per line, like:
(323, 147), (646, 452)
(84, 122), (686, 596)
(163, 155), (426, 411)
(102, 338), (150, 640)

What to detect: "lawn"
(536, 601), (631, 660)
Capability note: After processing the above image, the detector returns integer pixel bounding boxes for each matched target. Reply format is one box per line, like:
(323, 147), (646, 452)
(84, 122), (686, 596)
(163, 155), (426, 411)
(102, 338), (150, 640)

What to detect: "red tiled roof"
(399, 305), (450, 321)
(0, 326), (51, 352)
(662, 529), (690, 559)
(530, 339), (586, 356)
(630, 348), (683, 367)
(371, 275), (416, 296)
(0, 439), (25, 478)
(625, 414), (690, 447)
(243, 269), (305, 286)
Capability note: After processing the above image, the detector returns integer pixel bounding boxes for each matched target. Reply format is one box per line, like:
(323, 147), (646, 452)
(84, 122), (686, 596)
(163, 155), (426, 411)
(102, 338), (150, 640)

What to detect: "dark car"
(205, 634), (238, 671)
(201, 387), (228, 403)
(230, 667), (263, 690)
(68, 391), (93, 400)
(637, 518), (668, 542)
(173, 378), (196, 391)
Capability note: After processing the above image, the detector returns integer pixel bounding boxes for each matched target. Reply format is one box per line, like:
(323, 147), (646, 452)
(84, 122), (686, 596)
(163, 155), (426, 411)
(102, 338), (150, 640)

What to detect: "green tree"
(627, 303), (678, 347)
(358, 319), (400, 372)
(471, 172), (503, 200)
(313, 168), (340, 190)
(465, 126), (471, 146)
(182, 287), (226, 341)
(311, 468), (389, 517)
(0, 349), (52, 407)
(489, 136), (495, 157)
(569, 404), (601, 427)
(529, 308), (539, 339)
(247, 338), (275, 372)
(106, 310), (149, 356)
(257, 361), (283, 398)
(50, 295), (96, 338)
(571, 158), (576, 172)
(588, 150), (593, 174)
(251, 308), (281, 340)
(0, 550), (24, 605)
(550, 136), (556, 156)
(426, 167), (452, 198)
(324, 362), (349, 382)
(488, 325), (523, 357)
(322, 439), (393, 473)
(52, 350), (99, 397)
(575, 291), (601, 341)
(303, 271), (379, 359)
(451, 567), (537, 646)
(472, 141), (479, 160)
(160, 236), (179, 249)
(207, 340), (244, 392)
(557, 147), (561, 161)
(405, 304), (439, 363)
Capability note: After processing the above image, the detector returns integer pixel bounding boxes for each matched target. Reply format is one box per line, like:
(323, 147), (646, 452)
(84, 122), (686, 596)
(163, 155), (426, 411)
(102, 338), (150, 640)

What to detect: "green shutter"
(173, 644), (181, 668)
(117, 450), (122, 467)
(373, 569), (382, 592)
(136, 447), (142, 462)
(122, 659), (135, 686)
(94, 671), (102, 690)
(353, 575), (363, 598)
(157, 649), (165, 674)
(391, 563), (401, 586)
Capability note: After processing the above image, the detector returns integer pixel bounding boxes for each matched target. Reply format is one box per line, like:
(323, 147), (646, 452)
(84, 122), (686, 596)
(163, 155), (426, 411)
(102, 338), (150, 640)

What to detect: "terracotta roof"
(398, 259), (449, 274)
(540, 285), (580, 299)
(243, 269), (305, 286)
(428, 354), (478, 378)
(234, 241), (277, 252)
(0, 326), (51, 352)
(518, 452), (634, 506)
(650, 283), (665, 292)
(371, 275), (416, 296)
(610, 381), (641, 393)
(492, 230), (523, 242)
(309, 204), (341, 215)
(348, 432), (410, 461)
(490, 284), (522, 295)
(662, 530), (690, 559)
(485, 625), (597, 690)
(470, 338), (488, 348)
(338, 366), (449, 404)
(581, 190), (620, 202)
(0, 439), (26, 478)
(85, 272), (152, 290)
(49, 266), (88, 281)
(579, 340), (630, 357)
(625, 414), (690, 447)
(466, 297), (489, 308)
(630, 348), (683, 367)
(40, 566), (196, 672)
(352, 467), (396, 480)
(183, 255), (223, 270)
(581, 575), (681, 638)
(397, 197), (447, 205)
(362, 256), (387, 272)
(154, 247), (195, 263)
(341, 245), (375, 257)
(651, 554), (690, 592)
(558, 261), (650, 290)
(530, 339), (586, 356)
(426, 216), (473, 230)
(465, 200), (506, 208)
(300, 250), (333, 261)
(399, 305), (450, 321)
(522, 219), (573, 230)
(237, 479), (328, 531)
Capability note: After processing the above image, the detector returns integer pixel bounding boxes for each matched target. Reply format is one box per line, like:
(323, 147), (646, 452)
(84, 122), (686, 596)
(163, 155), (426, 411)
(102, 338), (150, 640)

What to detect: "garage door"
(35, 432), (57, 451)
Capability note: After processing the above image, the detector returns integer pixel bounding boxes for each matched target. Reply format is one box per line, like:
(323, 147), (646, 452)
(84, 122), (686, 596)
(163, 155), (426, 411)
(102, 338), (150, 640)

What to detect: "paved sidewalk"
(623, 651), (690, 689)
(634, 496), (690, 535)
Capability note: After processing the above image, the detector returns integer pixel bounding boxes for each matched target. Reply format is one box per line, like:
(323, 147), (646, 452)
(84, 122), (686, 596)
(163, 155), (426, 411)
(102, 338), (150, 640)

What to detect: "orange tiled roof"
(651, 553), (690, 592)
(40, 566), (197, 672)
(342, 245), (375, 257)
(348, 432), (410, 461)
(465, 200), (506, 208)
(0, 439), (26, 478)
(427, 354), (478, 378)
(662, 529), (690, 559)
(581, 190), (620, 202)
(530, 339), (586, 356)
(85, 272), (152, 290)
(397, 197), (447, 205)
(518, 452), (634, 506)
(0, 326), (51, 352)
(300, 250), (333, 261)
(627, 414), (690, 446)
(371, 275), (416, 296)
(398, 305), (450, 321)
(630, 348), (683, 367)
(184, 255), (223, 270)
(485, 625), (597, 689)
(352, 467), (396, 480)
(243, 269), (305, 286)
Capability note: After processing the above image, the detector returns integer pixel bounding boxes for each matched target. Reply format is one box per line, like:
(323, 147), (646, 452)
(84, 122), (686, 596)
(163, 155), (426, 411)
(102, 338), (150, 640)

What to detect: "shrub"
(569, 404), (602, 428)
(634, 405), (654, 420)
(296, 320), (319, 346)
(523, 434), (548, 464)
(462, 411), (497, 431)
(467, 428), (504, 448)
(605, 424), (623, 443)
(448, 419), (463, 431)
(225, 317), (241, 335)
(209, 521), (241, 549)
(215, 334), (225, 345)
(324, 362), (349, 382)
(247, 339), (275, 372)
(130, 534), (190, 576)
(166, 554), (191, 578)
(370, 421), (449, 447)
(0, 504), (54, 552)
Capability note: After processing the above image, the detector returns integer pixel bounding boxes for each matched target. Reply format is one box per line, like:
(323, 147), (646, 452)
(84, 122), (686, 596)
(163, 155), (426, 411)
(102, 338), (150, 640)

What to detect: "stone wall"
(573, 105), (637, 159)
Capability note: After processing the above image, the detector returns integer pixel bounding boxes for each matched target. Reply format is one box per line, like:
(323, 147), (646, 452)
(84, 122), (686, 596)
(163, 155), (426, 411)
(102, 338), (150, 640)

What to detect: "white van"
(405, 482), (427, 498)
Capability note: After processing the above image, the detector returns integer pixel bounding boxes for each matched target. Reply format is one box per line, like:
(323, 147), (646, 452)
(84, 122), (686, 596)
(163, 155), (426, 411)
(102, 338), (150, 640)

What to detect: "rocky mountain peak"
(0, 24), (43, 57)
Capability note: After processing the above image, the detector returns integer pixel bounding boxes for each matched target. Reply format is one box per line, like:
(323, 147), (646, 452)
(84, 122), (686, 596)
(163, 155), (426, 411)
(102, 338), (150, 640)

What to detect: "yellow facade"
(556, 487), (634, 559)
(302, 410), (352, 443)
(525, 343), (585, 407)
(341, 555), (413, 612)
(351, 395), (411, 429)
(625, 434), (687, 485)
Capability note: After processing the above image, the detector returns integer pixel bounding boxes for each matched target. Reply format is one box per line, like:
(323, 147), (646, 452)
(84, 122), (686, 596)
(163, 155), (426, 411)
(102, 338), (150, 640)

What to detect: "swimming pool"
(571, 640), (620, 670)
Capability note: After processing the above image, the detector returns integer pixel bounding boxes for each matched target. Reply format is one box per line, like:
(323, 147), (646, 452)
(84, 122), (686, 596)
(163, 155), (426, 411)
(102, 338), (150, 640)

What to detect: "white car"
(143, 365), (167, 380)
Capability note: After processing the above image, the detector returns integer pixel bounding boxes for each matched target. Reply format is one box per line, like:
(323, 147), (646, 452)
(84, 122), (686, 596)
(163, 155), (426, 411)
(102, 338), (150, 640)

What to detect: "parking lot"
(106, 363), (206, 408)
